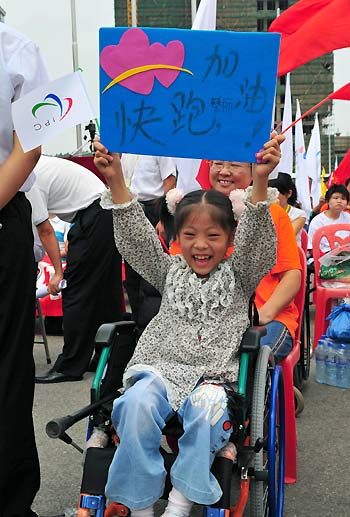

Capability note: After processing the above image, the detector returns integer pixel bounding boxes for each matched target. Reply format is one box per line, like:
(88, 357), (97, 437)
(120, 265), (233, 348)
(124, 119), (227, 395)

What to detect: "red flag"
(268, 0), (350, 77)
(195, 159), (211, 190)
(281, 82), (350, 134)
(326, 149), (350, 188)
(269, 0), (333, 34)
(328, 83), (350, 100)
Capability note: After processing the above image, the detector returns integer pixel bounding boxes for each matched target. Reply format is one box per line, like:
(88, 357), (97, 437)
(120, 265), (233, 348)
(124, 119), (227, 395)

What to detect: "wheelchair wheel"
(294, 386), (305, 417)
(250, 346), (285, 517)
(300, 308), (311, 381)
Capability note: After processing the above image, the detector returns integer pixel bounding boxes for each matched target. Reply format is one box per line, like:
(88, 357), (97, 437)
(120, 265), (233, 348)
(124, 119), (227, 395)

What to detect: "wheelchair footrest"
(79, 494), (106, 516)
(203, 507), (230, 517)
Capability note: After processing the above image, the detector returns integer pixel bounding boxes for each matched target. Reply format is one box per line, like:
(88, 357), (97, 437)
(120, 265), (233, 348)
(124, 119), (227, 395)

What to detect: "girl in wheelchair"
(93, 134), (282, 517)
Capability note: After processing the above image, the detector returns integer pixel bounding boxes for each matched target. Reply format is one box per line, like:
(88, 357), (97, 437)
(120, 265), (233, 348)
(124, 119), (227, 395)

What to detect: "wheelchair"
(46, 321), (285, 517)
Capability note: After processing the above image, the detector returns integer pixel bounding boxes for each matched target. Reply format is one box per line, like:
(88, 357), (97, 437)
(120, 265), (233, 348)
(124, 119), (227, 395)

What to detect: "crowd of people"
(2, 20), (350, 517)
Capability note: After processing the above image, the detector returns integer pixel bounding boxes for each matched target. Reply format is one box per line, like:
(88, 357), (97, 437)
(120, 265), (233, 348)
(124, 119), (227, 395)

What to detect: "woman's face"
(277, 189), (292, 209)
(209, 161), (251, 195)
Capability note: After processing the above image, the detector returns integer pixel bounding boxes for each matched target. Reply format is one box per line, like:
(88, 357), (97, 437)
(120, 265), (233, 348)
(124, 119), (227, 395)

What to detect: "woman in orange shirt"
(168, 149), (301, 361)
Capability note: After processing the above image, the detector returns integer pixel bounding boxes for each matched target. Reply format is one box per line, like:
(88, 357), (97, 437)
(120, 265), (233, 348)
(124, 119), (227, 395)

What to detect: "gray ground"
(32, 313), (350, 517)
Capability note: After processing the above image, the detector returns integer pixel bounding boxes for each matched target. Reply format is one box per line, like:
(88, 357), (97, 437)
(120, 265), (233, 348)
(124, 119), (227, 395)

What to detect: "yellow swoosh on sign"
(102, 64), (193, 93)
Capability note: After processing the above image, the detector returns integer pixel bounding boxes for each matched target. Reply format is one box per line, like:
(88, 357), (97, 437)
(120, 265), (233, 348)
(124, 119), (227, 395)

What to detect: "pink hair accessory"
(166, 188), (185, 215)
(229, 189), (247, 220)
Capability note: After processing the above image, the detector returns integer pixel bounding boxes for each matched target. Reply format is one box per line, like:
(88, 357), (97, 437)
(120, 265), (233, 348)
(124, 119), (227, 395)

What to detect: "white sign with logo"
(12, 71), (95, 152)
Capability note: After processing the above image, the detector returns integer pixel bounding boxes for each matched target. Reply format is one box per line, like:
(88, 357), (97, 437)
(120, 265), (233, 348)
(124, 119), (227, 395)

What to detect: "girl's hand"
(253, 131), (285, 179)
(93, 139), (122, 181)
(93, 138), (131, 204)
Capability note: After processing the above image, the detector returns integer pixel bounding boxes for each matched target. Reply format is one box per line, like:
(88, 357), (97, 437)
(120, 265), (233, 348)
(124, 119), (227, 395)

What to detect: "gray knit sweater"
(101, 189), (277, 408)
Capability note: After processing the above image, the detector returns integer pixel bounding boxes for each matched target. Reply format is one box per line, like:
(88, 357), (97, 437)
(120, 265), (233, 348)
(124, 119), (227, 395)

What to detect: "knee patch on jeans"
(189, 384), (227, 426)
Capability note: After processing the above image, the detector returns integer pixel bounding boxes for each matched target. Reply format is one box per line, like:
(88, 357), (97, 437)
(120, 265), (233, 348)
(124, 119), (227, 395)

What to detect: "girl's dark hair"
(345, 177), (350, 188)
(268, 172), (297, 206)
(174, 189), (236, 235)
(157, 196), (176, 246)
(325, 183), (350, 203)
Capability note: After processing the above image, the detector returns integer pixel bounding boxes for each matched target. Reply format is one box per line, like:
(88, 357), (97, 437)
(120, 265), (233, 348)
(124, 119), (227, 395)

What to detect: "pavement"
(32, 313), (350, 517)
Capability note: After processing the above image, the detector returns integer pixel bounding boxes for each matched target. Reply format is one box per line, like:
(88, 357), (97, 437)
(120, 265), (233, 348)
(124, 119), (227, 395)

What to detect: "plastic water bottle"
(325, 341), (337, 386)
(315, 338), (327, 384)
(336, 344), (349, 388)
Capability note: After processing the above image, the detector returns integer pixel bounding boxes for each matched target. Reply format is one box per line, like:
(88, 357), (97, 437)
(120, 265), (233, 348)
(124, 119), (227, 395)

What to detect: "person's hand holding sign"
(94, 139), (132, 205)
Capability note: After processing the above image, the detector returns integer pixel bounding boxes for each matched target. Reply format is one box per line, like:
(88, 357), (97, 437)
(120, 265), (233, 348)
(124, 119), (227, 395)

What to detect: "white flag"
(279, 73), (293, 175)
(306, 112), (322, 206)
(176, 0), (217, 193)
(295, 99), (311, 214)
(192, 0), (217, 30)
(270, 73), (293, 179)
(12, 72), (95, 152)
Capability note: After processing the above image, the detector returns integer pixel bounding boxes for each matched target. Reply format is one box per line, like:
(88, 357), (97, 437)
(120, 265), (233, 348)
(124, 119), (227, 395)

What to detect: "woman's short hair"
(325, 183), (350, 203)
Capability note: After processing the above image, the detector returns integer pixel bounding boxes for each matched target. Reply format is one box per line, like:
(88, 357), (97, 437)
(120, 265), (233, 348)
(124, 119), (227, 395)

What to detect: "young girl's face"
(328, 192), (348, 214)
(177, 207), (233, 277)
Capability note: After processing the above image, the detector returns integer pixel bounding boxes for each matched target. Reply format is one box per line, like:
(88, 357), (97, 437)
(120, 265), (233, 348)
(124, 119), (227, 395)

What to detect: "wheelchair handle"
(45, 391), (119, 439)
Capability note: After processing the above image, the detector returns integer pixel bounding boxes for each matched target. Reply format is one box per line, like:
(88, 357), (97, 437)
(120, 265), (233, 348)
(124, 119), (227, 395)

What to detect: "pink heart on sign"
(100, 28), (185, 95)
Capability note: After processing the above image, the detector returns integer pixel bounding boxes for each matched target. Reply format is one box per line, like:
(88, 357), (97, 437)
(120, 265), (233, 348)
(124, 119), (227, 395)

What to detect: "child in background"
(48, 213), (71, 261)
(93, 135), (280, 517)
(308, 183), (350, 256)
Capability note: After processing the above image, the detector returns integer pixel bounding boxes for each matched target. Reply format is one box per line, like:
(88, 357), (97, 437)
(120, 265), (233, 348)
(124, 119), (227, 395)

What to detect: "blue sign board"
(99, 27), (280, 161)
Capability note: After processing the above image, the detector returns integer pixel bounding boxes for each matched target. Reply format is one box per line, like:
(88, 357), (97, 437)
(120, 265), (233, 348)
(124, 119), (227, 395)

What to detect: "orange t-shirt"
(169, 203), (301, 338)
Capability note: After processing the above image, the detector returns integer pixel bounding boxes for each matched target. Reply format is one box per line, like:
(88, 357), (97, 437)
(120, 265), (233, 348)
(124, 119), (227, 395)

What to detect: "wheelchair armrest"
(239, 326), (267, 353)
(94, 321), (136, 350)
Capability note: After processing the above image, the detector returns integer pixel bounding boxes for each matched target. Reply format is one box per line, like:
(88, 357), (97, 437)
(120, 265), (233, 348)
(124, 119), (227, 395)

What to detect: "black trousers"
(0, 193), (39, 516)
(54, 200), (123, 377)
(124, 199), (160, 321)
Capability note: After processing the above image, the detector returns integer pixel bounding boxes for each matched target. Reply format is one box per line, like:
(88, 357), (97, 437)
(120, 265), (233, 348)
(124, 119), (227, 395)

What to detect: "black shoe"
(35, 370), (83, 384)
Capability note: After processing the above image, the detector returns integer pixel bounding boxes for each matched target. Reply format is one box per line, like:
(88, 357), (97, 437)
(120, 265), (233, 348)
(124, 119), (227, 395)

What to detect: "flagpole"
(191, 0), (197, 25)
(70, 0), (82, 150)
(279, 96), (330, 135)
(131, 0), (137, 26)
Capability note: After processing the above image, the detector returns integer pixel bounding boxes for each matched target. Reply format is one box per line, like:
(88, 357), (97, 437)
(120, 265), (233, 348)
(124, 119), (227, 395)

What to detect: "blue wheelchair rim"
(267, 364), (285, 517)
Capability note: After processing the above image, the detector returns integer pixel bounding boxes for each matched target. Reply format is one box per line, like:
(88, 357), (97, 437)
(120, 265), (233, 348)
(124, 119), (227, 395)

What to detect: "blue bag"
(326, 303), (350, 341)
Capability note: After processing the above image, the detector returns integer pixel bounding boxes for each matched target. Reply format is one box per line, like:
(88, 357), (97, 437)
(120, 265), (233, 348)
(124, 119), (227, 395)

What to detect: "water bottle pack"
(316, 335), (350, 388)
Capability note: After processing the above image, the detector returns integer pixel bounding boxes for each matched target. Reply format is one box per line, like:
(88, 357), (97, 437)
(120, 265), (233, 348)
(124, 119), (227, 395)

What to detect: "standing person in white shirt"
(0, 22), (50, 517)
(121, 154), (176, 323)
(307, 184), (350, 256)
(29, 156), (124, 383)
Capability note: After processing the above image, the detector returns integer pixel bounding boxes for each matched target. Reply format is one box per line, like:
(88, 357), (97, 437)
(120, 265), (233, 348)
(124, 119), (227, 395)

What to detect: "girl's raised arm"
(94, 140), (172, 294)
(250, 131), (284, 205)
(94, 140), (131, 205)
(232, 132), (284, 294)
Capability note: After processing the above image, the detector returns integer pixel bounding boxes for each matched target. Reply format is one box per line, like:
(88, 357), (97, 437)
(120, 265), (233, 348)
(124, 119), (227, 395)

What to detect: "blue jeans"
(260, 321), (293, 362)
(105, 371), (232, 509)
